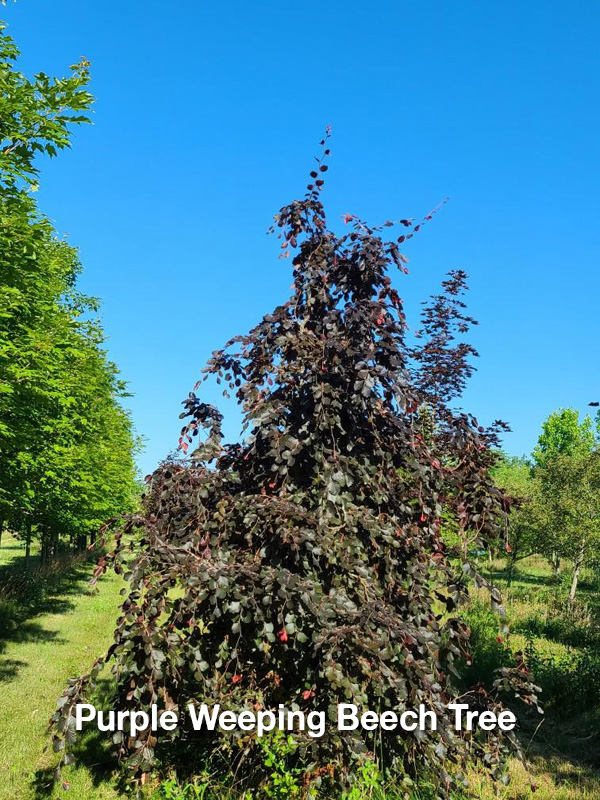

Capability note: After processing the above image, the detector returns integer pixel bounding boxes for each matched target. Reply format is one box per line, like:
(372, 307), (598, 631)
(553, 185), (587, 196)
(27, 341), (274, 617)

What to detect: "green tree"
(528, 408), (600, 600)
(0, 20), (92, 192)
(533, 407), (595, 466)
(0, 18), (138, 558)
(492, 455), (544, 582)
(537, 449), (600, 605)
(531, 408), (597, 579)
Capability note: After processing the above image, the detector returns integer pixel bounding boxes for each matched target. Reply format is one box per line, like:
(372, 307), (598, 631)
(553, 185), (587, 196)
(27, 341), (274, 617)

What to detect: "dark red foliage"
(52, 138), (539, 795)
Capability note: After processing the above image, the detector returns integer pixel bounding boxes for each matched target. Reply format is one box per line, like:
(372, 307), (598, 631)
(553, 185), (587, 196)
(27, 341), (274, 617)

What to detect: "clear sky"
(4, 0), (600, 475)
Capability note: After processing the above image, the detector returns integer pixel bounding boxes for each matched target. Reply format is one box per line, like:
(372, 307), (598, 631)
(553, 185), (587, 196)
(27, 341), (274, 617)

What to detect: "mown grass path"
(0, 549), (123, 800)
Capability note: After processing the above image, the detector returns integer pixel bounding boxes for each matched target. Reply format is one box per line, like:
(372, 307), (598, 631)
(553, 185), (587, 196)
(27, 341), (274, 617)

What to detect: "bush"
(459, 596), (513, 690)
(0, 597), (19, 638)
(525, 634), (600, 710)
(514, 594), (600, 650)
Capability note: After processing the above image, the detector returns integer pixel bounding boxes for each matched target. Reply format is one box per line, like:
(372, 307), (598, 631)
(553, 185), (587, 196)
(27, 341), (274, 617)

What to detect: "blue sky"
(4, 0), (600, 474)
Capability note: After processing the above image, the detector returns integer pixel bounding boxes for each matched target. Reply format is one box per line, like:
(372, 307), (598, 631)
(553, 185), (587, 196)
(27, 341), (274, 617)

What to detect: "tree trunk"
(51, 530), (58, 560)
(506, 550), (518, 587)
(569, 544), (585, 608)
(41, 530), (53, 563)
(552, 551), (561, 579)
(25, 521), (32, 566)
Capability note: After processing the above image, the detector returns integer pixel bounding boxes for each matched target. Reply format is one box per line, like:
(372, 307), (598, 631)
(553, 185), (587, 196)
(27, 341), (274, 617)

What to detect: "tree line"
(0, 21), (138, 563)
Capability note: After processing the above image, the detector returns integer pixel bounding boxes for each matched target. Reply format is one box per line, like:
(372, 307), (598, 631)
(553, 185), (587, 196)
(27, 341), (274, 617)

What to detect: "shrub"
(516, 594), (600, 650)
(258, 732), (303, 799)
(0, 597), (19, 638)
(459, 596), (513, 690)
(525, 634), (600, 710)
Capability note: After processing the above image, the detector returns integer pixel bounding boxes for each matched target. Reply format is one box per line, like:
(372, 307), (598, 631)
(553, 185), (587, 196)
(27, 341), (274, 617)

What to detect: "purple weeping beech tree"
(52, 136), (539, 796)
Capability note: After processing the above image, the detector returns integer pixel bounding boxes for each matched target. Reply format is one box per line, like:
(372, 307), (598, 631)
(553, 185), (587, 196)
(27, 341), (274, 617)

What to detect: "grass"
(460, 555), (600, 799)
(1, 538), (600, 798)
(0, 533), (123, 800)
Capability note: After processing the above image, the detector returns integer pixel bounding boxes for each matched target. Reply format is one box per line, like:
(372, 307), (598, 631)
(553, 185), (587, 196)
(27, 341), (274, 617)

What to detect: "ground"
(0, 534), (122, 800)
(0, 536), (599, 799)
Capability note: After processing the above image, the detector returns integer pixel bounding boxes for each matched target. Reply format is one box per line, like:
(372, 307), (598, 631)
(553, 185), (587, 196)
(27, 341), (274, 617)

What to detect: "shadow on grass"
(520, 709), (600, 794)
(486, 560), (600, 598)
(32, 729), (119, 799)
(0, 657), (26, 681)
(0, 551), (106, 683)
(488, 567), (560, 589)
(31, 678), (119, 798)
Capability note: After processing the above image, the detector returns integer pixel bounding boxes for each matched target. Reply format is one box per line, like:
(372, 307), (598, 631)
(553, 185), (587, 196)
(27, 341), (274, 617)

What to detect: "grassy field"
(0, 534), (123, 800)
(1, 536), (600, 799)
(461, 556), (600, 799)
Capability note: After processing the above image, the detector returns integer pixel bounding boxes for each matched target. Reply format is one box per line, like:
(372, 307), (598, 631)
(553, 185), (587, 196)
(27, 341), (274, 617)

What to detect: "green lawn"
(0, 532), (39, 568)
(1, 538), (600, 799)
(462, 555), (600, 799)
(0, 534), (123, 800)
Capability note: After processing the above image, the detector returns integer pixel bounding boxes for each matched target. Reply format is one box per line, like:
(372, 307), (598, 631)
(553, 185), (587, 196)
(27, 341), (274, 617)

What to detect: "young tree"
(53, 140), (538, 795)
(491, 455), (544, 581)
(531, 408), (599, 589)
(537, 450), (600, 605)
(533, 408), (595, 466)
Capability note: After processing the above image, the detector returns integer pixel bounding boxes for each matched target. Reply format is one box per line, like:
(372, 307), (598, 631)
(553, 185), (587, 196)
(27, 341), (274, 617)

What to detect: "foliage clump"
(54, 137), (539, 795)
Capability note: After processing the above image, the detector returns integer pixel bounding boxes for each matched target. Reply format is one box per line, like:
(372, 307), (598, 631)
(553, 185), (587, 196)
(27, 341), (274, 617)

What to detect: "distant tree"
(525, 408), (600, 599)
(529, 408), (597, 579)
(533, 408), (595, 466)
(537, 449), (600, 605)
(492, 455), (544, 581)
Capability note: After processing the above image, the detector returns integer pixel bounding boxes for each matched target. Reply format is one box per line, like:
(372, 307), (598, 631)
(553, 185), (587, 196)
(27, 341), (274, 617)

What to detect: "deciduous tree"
(0, 20), (138, 558)
(54, 139), (538, 796)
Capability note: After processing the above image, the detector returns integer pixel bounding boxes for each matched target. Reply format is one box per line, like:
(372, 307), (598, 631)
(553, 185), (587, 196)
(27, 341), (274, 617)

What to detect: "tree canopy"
(533, 408), (596, 466)
(0, 20), (138, 557)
